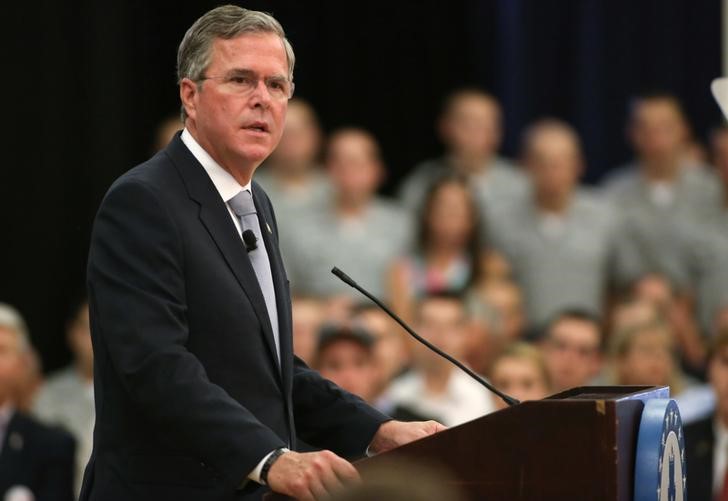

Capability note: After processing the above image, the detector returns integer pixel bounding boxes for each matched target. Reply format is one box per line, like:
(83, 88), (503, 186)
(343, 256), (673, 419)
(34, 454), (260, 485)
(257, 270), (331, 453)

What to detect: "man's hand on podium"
(368, 420), (447, 455)
(267, 449), (359, 501)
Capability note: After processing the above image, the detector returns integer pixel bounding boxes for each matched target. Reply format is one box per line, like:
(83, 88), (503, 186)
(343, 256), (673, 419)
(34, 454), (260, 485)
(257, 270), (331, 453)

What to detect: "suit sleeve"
(87, 178), (285, 489)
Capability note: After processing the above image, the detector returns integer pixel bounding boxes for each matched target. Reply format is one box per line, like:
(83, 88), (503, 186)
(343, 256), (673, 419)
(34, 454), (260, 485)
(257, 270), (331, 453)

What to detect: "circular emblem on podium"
(634, 399), (686, 501)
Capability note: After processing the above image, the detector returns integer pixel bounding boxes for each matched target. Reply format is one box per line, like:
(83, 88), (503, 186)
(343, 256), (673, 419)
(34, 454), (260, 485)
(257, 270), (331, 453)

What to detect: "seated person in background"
(291, 296), (326, 366)
(33, 298), (95, 494)
(14, 343), (42, 414)
(0, 303), (75, 501)
(489, 119), (617, 331)
(489, 342), (552, 411)
(153, 114), (183, 152)
(313, 323), (426, 423)
(255, 98), (331, 232)
(388, 175), (502, 324)
(684, 328), (728, 501)
(282, 127), (411, 300)
(399, 88), (528, 232)
(470, 279), (526, 342)
(603, 92), (723, 289)
(539, 309), (603, 392)
(630, 273), (706, 376)
(693, 124), (728, 334)
(351, 304), (410, 400)
(383, 293), (495, 426)
(608, 318), (703, 415)
(463, 296), (504, 377)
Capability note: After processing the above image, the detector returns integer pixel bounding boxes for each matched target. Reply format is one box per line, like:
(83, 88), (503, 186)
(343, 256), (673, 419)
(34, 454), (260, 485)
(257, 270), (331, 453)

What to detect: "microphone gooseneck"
(331, 266), (520, 407)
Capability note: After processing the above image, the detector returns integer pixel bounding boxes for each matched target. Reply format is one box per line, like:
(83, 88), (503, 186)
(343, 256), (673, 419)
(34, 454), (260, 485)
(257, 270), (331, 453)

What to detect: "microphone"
(242, 229), (258, 252)
(331, 266), (520, 407)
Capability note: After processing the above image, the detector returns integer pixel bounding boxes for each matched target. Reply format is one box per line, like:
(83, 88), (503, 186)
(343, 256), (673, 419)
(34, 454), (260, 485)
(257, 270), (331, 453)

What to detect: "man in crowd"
(399, 89), (528, 230)
(282, 127), (411, 300)
(255, 98), (331, 236)
(683, 328), (728, 500)
(82, 7), (442, 501)
(0, 303), (76, 501)
(603, 93), (723, 289)
(384, 293), (495, 426)
(539, 309), (603, 392)
(489, 119), (617, 330)
(34, 298), (95, 494)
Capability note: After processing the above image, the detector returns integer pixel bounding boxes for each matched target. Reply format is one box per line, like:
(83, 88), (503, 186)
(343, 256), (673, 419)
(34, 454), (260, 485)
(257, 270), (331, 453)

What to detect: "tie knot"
(229, 189), (257, 217)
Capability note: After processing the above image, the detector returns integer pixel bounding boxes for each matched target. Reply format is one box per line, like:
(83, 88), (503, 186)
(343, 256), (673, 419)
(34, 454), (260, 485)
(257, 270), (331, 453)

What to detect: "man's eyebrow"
(225, 68), (288, 79)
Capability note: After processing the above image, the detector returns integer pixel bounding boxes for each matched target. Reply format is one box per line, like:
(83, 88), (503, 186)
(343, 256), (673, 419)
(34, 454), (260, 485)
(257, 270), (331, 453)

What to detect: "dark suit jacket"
(684, 415), (714, 501)
(80, 134), (389, 501)
(0, 411), (76, 501)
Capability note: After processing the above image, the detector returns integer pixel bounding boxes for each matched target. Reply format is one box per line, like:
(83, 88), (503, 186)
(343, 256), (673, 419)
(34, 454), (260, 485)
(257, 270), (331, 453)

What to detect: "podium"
(268, 386), (680, 501)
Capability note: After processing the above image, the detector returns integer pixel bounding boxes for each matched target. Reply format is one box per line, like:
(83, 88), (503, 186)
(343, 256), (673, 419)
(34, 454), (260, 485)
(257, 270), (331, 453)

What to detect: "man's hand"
(266, 450), (359, 500)
(368, 420), (447, 455)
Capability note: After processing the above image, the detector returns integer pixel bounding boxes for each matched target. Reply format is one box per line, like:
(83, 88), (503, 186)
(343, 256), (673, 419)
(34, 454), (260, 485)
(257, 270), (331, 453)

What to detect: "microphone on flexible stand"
(330, 267), (519, 407)
(242, 229), (258, 252)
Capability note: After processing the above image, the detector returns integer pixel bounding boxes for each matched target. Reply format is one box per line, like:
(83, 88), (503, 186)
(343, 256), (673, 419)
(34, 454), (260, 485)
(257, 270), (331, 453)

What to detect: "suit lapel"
(165, 135), (282, 382)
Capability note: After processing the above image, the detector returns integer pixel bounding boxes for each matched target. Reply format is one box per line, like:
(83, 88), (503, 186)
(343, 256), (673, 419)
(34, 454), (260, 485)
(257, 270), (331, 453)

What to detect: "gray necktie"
(228, 189), (280, 365)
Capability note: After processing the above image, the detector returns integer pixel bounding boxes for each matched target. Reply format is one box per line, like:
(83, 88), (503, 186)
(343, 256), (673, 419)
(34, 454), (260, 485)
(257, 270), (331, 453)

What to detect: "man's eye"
(230, 76), (250, 85)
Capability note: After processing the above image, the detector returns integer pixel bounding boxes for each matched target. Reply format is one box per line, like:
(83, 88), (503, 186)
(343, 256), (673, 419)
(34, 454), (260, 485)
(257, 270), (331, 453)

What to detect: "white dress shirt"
(0, 402), (14, 455)
(180, 129), (287, 485)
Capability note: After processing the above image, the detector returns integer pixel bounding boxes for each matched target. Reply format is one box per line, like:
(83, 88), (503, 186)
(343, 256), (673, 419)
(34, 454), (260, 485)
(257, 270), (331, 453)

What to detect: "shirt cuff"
(247, 448), (290, 485)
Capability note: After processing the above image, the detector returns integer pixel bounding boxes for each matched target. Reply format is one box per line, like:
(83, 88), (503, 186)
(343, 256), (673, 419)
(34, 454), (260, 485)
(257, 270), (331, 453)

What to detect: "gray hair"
(0, 303), (30, 353)
(177, 5), (295, 121)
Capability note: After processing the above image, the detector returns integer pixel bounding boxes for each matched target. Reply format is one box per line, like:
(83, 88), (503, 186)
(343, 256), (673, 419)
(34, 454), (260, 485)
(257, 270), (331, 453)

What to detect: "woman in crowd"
(489, 342), (552, 410)
(387, 174), (505, 324)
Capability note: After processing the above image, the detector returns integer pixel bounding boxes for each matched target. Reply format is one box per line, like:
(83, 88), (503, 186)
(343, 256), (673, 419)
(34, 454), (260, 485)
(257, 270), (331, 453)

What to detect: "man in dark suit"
(684, 328), (728, 501)
(80, 6), (443, 501)
(0, 304), (76, 501)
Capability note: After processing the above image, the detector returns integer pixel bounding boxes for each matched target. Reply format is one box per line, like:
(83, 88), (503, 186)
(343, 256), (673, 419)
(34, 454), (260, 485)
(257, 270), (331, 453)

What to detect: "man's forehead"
(210, 33), (287, 72)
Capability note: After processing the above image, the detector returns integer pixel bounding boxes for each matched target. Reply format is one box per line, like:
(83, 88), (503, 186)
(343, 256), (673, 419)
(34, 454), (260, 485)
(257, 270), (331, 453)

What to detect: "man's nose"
(248, 80), (273, 108)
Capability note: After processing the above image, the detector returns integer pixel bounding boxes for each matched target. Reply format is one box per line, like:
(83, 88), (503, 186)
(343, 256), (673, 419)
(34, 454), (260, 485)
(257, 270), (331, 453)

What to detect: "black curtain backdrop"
(2, 0), (723, 371)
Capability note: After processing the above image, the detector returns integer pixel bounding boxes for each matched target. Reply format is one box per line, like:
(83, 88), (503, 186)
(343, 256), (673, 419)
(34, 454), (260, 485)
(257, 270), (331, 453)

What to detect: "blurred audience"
(256, 98), (331, 236)
(313, 324), (379, 403)
(282, 127), (411, 300)
(470, 279), (525, 342)
(383, 293), (495, 426)
(351, 304), (409, 399)
(540, 309), (603, 392)
(0, 303), (76, 501)
(463, 294), (504, 377)
(603, 92), (722, 289)
(291, 296), (326, 365)
(399, 88), (528, 231)
(153, 114), (183, 152)
(489, 342), (551, 411)
(33, 299), (94, 494)
(388, 175), (501, 324)
(685, 328), (728, 501)
(489, 119), (617, 330)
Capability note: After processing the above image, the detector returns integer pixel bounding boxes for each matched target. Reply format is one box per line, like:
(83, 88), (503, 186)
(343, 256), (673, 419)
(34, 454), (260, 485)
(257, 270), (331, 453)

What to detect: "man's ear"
(179, 78), (198, 122)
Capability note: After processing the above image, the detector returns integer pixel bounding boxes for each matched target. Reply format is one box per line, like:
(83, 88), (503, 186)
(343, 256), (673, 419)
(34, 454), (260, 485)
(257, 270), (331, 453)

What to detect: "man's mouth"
(243, 121), (270, 133)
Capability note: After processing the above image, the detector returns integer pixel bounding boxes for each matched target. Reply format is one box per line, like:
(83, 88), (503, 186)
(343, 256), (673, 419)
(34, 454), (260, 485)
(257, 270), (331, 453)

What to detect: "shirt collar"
(0, 402), (14, 429)
(180, 128), (252, 203)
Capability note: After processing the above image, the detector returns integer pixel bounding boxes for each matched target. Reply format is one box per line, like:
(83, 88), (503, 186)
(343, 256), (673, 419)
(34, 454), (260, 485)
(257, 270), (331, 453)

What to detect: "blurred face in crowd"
(632, 274), (673, 310)
(709, 336), (728, 426)
(617, 326), (674, 387)
(326, 130), (383, 207)
(68, 302), (93, 378)
(425, 181), (476, 251)
(479, 281), (525, 341)
(710, 127), (728, 188)
(154, 115), (183, 152)
(269, 99), (321, 174)
(354, 309), (408, 390)
(292, 298), (324, 365)
(180, 33), (290, 179)
(611, 300), (660, 334)
(439, 92), (502, 162)
(490, 353), (550, 411)
(629, 98), (688, 168)
(316, 339), (377, 402)
(523, 124), (582, 204)
(542, 317), (602, 391)
(415, 297), (468, 372)
(0, 327), (24, 406)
